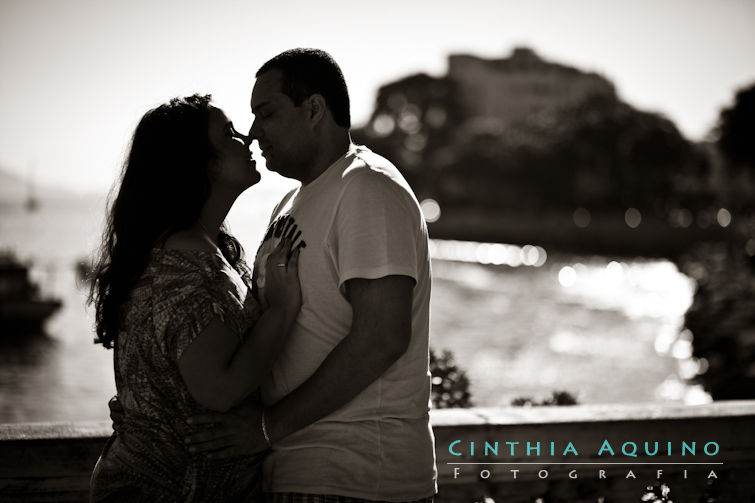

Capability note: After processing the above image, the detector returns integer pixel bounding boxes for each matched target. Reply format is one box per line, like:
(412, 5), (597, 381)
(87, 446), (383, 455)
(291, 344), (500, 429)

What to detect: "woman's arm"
(182, 274), (414, 457)
(177, 239), (301, 412)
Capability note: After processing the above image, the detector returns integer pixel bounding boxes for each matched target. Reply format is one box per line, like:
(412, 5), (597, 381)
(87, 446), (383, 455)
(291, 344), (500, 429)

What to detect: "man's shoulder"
(341, 145), (409, 193)
(271, 187), (300, 216)
(344, 145), (397, 177)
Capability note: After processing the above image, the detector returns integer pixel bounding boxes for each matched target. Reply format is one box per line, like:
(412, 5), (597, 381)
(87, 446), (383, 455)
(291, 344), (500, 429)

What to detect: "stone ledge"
(0, 421), (111, 441)
(429, 399), (755, 426)
(1, 401), (754, 502)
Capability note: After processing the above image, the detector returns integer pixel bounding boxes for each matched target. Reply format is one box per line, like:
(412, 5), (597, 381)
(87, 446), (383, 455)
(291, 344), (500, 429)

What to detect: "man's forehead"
(251, 70), (284, 108)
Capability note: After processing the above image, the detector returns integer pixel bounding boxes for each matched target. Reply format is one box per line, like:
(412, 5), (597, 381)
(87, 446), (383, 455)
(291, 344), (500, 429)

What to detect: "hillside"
(351, 47), (721, 256)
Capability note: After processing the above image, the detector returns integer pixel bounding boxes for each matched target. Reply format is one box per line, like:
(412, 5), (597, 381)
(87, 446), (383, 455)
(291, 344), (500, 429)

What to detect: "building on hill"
(446, 47), (616, 133)
(353, 47), (713, 256)
(362, 47), (618, 143)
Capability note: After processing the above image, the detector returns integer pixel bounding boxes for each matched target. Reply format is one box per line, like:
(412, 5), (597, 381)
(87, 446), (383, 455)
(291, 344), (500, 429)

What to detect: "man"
(191, 48), (437, 502)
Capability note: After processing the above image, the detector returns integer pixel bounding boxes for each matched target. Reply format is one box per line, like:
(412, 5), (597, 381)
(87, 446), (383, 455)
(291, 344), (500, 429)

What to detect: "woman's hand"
(264, 235), (301, 312)
(178, 235), (302, 412)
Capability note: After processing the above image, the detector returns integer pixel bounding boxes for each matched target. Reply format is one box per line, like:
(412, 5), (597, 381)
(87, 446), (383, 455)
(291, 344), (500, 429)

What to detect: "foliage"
(550, 95), (701, 211)
(639, 479), (722, 503)
(641, 482), (673, 502)
(715, 82), (755, 173)
(711, 82), (755, 211)
(352, 59), (705, 215)
(674, 83), (755, 400)
(511, 390), (578, 407)
(678, 242), (755, 399)
(429, 348), (473, 408)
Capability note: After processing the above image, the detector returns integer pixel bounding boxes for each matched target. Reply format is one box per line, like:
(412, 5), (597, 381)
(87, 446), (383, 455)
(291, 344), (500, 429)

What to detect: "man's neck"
(300, 131), (352, 185)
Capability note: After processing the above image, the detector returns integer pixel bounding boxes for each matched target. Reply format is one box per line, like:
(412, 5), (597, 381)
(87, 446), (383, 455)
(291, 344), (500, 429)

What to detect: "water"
(429, 255), (702, 407)
(0, 196), (113, 423)
(0, 196), (703, 424)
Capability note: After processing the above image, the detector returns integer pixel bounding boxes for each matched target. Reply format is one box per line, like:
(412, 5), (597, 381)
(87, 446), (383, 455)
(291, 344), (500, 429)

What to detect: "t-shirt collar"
(300, 143), (358, 191)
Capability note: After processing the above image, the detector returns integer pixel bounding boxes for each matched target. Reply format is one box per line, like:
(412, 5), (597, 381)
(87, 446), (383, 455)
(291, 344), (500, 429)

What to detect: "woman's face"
(207, 106), (260, 192)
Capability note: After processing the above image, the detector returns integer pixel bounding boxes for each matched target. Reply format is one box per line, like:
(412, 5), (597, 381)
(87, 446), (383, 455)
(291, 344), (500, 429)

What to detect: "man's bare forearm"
(265, 275), (413, 443)
(266, 327), (405, 441)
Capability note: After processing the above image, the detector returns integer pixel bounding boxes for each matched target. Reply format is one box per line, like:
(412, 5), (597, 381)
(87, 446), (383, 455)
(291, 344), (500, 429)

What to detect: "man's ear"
(307, 94), (327, 126)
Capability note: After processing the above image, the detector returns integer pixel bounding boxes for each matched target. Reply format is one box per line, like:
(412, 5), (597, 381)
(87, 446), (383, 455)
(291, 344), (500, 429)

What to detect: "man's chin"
(264, 161), (279, 174)
(264, 161), (299, 181)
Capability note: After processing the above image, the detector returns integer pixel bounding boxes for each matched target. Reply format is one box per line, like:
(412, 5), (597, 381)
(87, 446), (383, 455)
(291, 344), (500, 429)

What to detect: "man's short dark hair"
(257, 48), (351, 128)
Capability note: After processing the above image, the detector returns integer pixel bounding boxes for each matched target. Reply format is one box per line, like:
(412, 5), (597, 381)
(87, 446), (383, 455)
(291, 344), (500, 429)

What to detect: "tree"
(716, 82), (755, 172)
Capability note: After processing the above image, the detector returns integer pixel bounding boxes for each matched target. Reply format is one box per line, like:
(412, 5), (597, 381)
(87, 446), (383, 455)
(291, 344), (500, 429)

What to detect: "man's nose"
(247, 119), (261, 143)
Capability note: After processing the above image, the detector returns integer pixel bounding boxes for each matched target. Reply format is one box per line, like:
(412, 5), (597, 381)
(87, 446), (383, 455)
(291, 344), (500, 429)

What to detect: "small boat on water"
(75, 257), (94, 286)
(0, 253), (62, 334)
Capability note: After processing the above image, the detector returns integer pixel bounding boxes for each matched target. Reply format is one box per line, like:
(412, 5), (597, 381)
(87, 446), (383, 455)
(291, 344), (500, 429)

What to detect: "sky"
(0, 0), (754, 195)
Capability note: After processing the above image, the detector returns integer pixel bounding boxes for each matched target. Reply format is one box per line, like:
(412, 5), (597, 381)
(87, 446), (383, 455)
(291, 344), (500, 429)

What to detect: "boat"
(0, 253), (62, 334)
(75, 257), (94, 286)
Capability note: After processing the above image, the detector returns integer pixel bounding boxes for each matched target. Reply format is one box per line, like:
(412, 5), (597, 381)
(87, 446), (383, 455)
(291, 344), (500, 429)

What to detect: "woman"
(88, 94), (301, 502)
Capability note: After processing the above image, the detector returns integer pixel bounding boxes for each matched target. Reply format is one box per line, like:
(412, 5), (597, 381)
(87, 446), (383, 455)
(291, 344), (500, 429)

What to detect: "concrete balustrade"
(1, 401), (754, 502)
(433, 401), (755, 502)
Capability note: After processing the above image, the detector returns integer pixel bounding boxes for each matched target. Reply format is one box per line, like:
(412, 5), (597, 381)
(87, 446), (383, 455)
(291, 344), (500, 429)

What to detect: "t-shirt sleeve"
(166, 284), (229, 362)
(328, 170), (422, 292)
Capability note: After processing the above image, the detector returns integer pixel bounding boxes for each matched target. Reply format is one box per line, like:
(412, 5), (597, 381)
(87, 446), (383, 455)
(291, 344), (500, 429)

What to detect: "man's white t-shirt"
(252, 144), (437, 500)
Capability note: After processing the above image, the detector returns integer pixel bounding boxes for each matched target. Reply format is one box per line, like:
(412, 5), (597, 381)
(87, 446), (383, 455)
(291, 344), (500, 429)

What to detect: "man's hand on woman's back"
(108, 395), (124, 432)
(185, 401), (269, 459)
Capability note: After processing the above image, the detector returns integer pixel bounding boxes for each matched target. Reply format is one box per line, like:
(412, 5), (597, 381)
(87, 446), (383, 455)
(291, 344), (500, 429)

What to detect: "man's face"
(248, 69), (312, 180)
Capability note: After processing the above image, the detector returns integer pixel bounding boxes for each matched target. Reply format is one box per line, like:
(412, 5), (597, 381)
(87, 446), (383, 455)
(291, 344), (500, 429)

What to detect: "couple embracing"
(88, 48), (437, 502)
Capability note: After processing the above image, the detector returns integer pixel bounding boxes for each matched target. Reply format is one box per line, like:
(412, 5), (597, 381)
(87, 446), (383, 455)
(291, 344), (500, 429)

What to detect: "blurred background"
(1, 0), (754, 423)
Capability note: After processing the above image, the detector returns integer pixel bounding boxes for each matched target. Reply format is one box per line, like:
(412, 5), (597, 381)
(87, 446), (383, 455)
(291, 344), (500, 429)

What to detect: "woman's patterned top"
(91, 248), (265, 502)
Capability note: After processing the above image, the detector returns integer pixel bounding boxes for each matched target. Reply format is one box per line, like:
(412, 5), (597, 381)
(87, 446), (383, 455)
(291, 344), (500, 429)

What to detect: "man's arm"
(185, 274), (414, 455)
(265, 274), (414, 442)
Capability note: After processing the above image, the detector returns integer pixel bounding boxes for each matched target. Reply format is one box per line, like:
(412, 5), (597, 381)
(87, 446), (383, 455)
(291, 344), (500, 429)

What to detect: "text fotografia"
(448, 440), (721, 458)
(451, 467), (720, 481)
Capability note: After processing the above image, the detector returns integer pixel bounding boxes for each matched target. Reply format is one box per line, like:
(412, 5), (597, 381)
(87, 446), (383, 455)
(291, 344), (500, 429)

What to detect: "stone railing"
(433, 400), (755, 502)
(1, 401), (754, 502)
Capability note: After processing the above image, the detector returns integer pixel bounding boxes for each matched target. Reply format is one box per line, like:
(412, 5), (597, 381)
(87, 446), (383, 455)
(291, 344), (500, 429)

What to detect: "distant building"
(447, 47), (616, 131)
(355, 46), (699, 223)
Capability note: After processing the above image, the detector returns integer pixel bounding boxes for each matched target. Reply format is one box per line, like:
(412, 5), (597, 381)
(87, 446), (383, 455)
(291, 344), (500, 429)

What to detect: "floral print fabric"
(90, 249), (264, 502)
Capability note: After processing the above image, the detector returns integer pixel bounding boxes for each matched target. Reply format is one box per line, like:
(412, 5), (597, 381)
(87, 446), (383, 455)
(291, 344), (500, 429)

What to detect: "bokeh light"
(604, 260), (624, 285)
(572, 207), (591, 228)
(716, 207), (732, 227)
(429, 239), (547, 268)
(372, 114), (395, 137)
(420, 198), (441, 223)
(624, 208), (642, 228)
(746, 239), (755, 257)
(558, 266), (577, 287)
(398, 105), (422, 134)
(670, 208), (693, 228)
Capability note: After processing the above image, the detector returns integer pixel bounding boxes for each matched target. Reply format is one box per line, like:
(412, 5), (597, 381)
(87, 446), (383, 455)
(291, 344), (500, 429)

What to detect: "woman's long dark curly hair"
(89, 94), (249, 349)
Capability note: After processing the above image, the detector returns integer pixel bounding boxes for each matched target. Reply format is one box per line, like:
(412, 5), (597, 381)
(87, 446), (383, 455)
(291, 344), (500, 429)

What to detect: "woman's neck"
(196, 186), (237, 239)
(163, 187), (235, 251)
